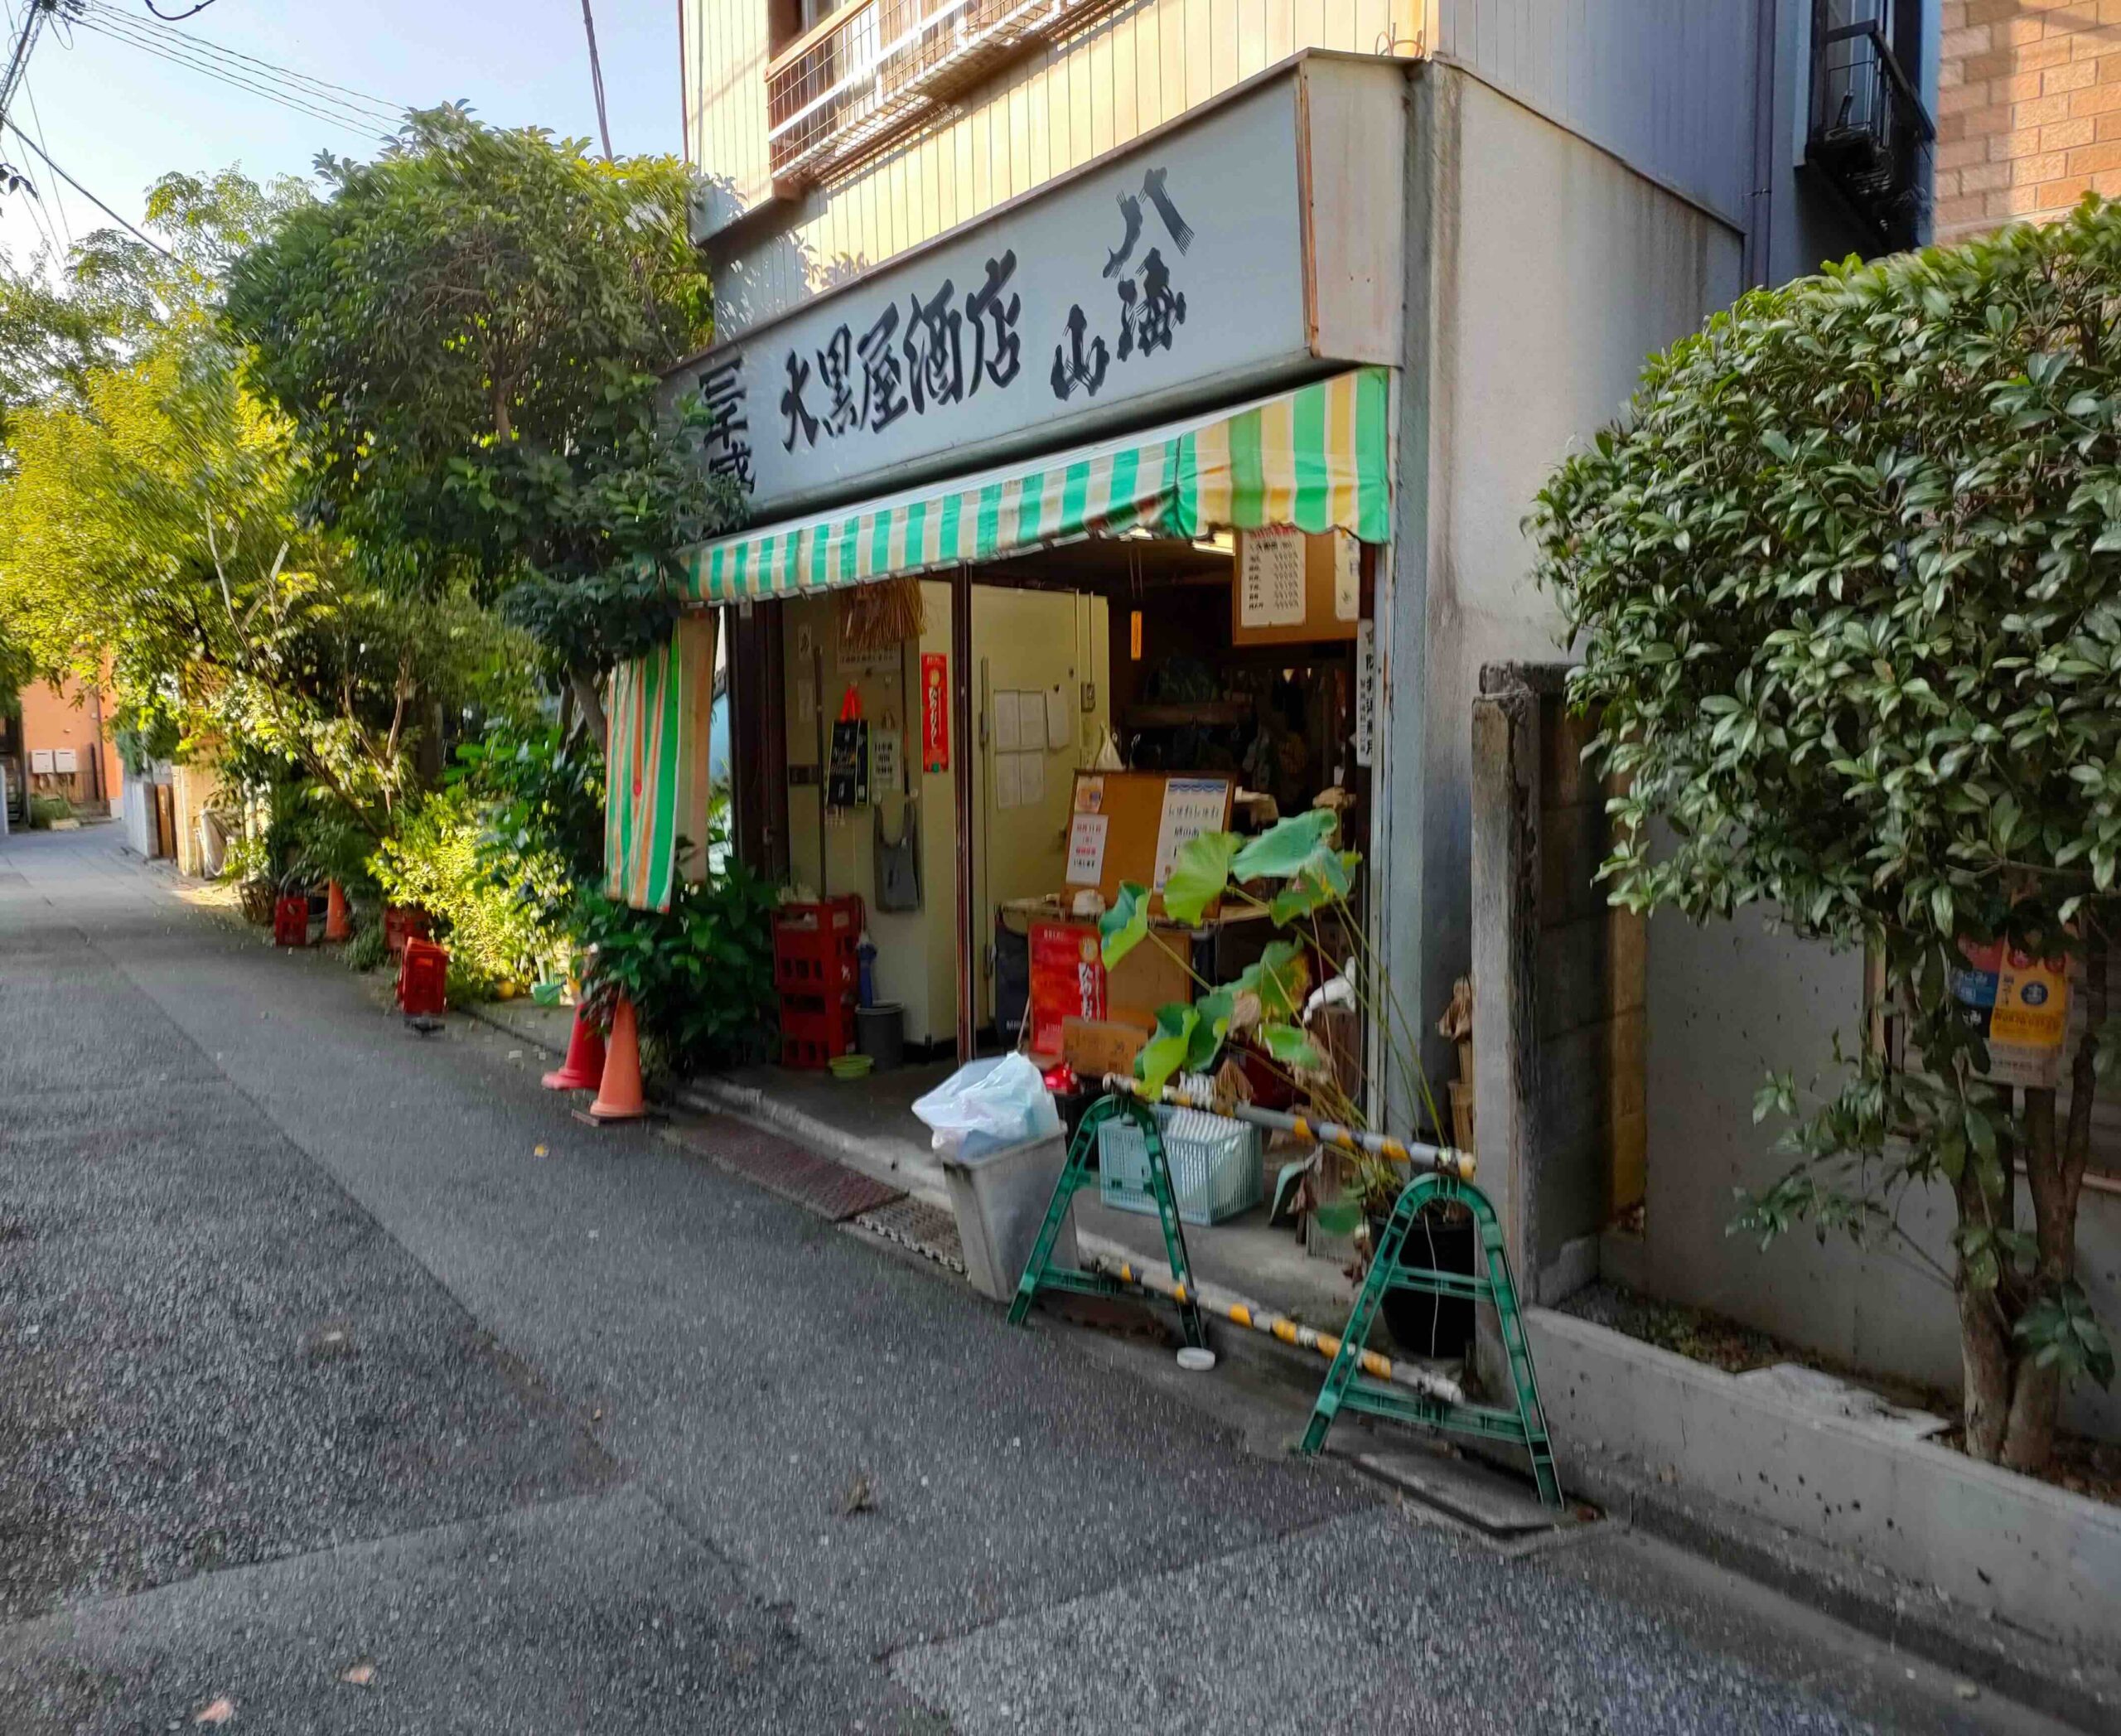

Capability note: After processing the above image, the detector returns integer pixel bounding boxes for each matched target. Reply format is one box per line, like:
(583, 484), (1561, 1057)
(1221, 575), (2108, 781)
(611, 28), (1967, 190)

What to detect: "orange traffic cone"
(542, 1004), (606, 1090)
(323, 879), (353, 944)
(584, 996), (646, 1123)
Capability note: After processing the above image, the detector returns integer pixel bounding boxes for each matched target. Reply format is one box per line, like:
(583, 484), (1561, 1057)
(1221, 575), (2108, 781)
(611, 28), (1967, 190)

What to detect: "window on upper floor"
(1805, 0), (1935, 252)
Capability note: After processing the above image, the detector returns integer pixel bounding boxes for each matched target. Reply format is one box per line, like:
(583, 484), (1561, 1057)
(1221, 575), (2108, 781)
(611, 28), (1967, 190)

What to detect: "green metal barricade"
(1008, 1080), (1560, 1508)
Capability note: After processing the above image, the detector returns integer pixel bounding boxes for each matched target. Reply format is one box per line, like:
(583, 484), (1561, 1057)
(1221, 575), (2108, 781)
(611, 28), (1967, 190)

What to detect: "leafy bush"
(27, 792), (71, 828)
(1528, 198), (2121, 1472)
(370, 785), (570, 986)
(449, 722), (604, 911)
(573, 855), (778, 1076)
(343, 921), (389, 974)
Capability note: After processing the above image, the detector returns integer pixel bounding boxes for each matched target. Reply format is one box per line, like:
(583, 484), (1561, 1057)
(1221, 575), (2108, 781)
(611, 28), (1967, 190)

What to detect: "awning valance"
(680, 365), (1391, 604)
(606, 614), (717, 912)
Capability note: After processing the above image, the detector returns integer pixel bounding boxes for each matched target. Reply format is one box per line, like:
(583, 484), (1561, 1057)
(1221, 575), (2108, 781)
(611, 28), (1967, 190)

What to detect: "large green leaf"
(1135, 1002), (1199, 1095)
(1232, 939), (1310, 1022)
(1265, 847), (1356, 925)
(1258, 1020), (1324, 1072)
(1230, 809), (1336, 882)
(1161, 830), (1242, 926)
(1099, 881), (1150, 967)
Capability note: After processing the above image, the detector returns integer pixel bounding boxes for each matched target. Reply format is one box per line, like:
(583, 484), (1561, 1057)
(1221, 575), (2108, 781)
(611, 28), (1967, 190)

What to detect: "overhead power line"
(73, 7), (399, 138)
(2, 118), (176, 260)
(82, 1), (399, 122)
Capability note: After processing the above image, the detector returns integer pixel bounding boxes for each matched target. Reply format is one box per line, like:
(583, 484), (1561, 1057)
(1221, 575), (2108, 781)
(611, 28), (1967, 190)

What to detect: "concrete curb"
(676, 1075), (949, 1206)
(1528, 1308), (2121, 1730)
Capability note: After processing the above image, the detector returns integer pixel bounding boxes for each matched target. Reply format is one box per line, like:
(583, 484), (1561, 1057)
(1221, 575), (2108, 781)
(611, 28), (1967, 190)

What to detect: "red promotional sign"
(920, 651), (949, 772)
(1028, 920), (1105, 1057)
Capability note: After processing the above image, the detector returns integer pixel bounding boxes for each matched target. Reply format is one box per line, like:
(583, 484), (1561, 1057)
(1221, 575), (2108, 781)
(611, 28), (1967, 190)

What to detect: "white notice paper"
(1152, 776), (1230, 888)
(871, 728), (901, 793)
(1239, 528), (1306, 628)
(1045, 687), (1071, 751)
(1334, 532), (1360, 621)
(993, 690), (1022, 752)
(994, 751), (1022, 810)
(1066, 812), (1110, 885)
(1020, 749), (1046, 806)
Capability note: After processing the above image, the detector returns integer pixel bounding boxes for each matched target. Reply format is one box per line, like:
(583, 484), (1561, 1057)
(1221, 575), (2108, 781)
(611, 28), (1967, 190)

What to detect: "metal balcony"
(1807, 0), (1934, 250)
(766, 0), (1132, 187)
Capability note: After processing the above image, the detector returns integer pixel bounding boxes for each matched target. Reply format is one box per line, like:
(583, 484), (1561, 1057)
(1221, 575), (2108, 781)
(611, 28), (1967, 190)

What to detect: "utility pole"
(0, 0), (59, 136)
(579, 0), (613, 161)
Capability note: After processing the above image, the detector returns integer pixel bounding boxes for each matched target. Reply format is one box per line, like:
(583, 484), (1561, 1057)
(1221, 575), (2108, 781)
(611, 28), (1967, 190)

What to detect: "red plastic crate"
(273, 895), (311, 948)
(384, 904), (432, 956)
(779, 995), (858, 1069)
(772, 896), (864, 999)
(397, 937), (449, 1018)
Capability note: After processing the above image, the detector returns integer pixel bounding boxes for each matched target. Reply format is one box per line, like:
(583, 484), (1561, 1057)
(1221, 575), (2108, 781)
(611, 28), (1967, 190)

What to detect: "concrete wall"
(1645, 908), (2121, 1441)
(1426, 0), (1760, 228)
(1379, 67), (1743, 1128)
(171, 762), (222, 879)
(1468, 667), (1645, 1296)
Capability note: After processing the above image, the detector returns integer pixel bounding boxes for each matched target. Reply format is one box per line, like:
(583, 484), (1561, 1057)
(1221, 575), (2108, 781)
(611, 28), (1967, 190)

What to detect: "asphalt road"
(0, 826), (2081, 1734)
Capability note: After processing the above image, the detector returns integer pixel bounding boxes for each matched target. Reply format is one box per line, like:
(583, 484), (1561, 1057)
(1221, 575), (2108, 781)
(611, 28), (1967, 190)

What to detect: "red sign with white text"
(921, 651), (949, 772)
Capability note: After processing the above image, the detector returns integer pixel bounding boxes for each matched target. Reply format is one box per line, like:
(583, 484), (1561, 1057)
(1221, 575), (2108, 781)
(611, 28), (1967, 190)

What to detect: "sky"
(0, 0), (683, 268)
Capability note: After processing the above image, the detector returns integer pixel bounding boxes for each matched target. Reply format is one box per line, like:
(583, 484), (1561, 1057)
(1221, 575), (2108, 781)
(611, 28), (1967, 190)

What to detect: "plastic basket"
(1097, 1105), (1263, 1227)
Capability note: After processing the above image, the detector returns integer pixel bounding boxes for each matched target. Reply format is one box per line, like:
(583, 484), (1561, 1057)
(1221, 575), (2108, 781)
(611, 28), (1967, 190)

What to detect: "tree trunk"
(1954, 1158), (2013, 1462)
(570, 666), (608, 750)
(1996, 936), (2103, 1472)
(2001, 1085), (2064, 1472)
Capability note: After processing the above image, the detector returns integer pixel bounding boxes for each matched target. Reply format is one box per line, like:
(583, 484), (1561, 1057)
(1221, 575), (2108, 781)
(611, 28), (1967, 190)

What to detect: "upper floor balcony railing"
(1807, 0), (1934, 250)
(766, 0), (1133, 187)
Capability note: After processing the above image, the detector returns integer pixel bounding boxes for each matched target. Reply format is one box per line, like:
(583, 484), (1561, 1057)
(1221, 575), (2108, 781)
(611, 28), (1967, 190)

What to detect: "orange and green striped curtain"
(680, 365), (1391, 602)
(604, 613), (717, 911)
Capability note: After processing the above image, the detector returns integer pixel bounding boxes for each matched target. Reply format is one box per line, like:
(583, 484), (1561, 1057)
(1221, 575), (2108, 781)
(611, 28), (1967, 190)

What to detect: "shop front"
(619, 54), (1419, 1331)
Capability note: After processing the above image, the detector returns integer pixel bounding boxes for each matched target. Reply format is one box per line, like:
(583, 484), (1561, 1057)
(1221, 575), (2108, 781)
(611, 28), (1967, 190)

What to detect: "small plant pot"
(1370, 1208), (1478, 1361)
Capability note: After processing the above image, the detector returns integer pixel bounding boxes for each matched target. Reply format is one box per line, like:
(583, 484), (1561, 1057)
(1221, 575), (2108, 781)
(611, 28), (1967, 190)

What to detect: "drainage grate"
(709, 1124), (906, 1222)
(852, 1195), (965, 1274)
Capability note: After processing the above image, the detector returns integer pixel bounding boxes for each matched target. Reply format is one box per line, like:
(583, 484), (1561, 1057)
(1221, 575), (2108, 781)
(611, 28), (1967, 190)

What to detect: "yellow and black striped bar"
(1100, 1075), (1476, 1182)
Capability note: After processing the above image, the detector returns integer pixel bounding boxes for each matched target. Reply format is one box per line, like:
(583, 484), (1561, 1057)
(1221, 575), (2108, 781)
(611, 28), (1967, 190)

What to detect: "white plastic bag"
(911, 1054), (1061, 1156)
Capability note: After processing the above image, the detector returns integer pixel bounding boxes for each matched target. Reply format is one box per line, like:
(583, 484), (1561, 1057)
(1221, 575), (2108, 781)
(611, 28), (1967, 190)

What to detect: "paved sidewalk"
(0, 828), (2080, 1734)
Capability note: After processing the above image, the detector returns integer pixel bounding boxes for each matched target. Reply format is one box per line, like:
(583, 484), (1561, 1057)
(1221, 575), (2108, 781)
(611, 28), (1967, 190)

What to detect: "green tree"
(1529, 201), (2121, 1473)
(224, 107), (738, 738)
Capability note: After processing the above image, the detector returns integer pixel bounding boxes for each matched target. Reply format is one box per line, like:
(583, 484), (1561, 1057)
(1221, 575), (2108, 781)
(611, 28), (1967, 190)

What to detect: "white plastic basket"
(1097, 1104), (1263, 1227)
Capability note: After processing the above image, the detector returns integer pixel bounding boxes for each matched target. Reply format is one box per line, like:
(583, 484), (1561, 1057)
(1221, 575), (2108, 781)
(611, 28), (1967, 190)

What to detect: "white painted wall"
(1646, 910), (2121, 1442)
(1379, 66), (1744, 1129)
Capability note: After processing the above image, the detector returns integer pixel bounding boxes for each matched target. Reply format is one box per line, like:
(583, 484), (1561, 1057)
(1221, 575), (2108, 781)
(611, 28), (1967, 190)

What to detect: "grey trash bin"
(939, 1129), (1076, 1303)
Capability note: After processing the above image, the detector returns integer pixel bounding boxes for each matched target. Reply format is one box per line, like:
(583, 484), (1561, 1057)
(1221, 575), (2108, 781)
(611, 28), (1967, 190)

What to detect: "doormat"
(851, 1195), (965, 1275)
(709, 1123), (905, 1222)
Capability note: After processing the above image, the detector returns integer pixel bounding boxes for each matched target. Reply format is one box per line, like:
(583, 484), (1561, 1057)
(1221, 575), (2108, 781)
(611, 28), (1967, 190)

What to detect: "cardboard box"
(1060, 1018), (1147, 1083)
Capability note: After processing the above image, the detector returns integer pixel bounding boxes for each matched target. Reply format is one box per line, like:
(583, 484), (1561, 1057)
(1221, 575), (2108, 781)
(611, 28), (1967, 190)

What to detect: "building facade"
(659, 2), (1938, 1255)
(1935, 0), (2121, 244)
(10, 675), (120, 819)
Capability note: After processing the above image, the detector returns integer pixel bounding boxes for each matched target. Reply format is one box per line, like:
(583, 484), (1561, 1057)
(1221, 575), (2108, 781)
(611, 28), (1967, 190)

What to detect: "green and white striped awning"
(679, 365), (1391, 603)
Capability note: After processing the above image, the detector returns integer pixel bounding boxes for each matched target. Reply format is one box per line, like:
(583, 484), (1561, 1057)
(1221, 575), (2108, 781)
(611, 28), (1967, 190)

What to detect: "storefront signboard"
(671, 78), (1314, 520)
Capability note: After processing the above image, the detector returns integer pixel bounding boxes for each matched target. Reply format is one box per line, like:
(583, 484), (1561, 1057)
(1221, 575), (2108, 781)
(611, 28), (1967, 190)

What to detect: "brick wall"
(1935, 1), (2121, 242)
